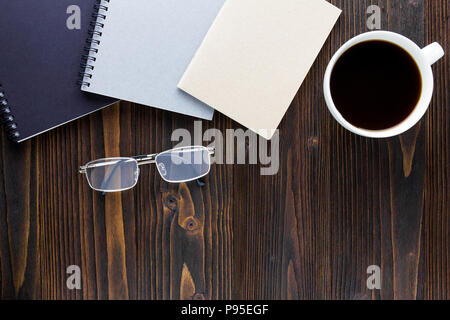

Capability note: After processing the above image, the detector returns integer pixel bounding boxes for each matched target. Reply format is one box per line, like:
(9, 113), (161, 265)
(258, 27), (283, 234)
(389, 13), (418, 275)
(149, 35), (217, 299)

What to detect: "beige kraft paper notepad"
(178, 0), (341, 139)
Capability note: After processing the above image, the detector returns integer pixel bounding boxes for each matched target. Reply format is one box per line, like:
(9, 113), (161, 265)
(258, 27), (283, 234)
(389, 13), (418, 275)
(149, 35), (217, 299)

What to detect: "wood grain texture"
(0, 0), (448, 300)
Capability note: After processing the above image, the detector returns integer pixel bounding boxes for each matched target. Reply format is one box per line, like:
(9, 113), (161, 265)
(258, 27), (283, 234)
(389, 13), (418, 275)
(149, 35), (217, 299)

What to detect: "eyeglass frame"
(79, 146), (215, 192)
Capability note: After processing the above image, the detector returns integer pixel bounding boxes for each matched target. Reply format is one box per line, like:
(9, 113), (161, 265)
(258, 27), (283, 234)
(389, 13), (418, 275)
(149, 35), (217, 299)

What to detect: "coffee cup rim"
(323, 31), (435, 138)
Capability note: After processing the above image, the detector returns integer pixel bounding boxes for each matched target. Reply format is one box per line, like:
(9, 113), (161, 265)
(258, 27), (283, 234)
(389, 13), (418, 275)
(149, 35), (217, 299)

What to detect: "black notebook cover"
(0, 0), (117, 142)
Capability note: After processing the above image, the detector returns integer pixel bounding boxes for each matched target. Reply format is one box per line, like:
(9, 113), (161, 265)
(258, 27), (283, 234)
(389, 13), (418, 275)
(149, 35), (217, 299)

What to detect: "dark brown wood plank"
(420, 0), (449, 300)
(385, 0), (426, 300)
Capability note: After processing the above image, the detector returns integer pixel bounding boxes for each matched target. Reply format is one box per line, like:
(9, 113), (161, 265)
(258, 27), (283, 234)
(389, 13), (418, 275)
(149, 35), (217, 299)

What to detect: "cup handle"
(421, 42), (444, 65)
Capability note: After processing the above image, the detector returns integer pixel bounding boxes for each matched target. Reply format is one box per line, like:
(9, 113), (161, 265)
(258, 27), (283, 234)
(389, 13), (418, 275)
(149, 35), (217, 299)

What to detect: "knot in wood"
(192, 292), (206, 300)
(308, 136), (319, 148)
(165, 194), (178, 211)
(185, 217), (200, 231)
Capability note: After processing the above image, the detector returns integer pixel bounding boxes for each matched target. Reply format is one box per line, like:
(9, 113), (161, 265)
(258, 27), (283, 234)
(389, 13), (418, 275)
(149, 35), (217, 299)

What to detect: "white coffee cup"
(323, 31), (444, 138)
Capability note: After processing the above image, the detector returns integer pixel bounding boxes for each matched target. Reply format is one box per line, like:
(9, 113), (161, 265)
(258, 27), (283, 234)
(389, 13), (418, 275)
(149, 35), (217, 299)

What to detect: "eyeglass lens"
(85, 158), (138, 192)
(155, 147), (210, 183)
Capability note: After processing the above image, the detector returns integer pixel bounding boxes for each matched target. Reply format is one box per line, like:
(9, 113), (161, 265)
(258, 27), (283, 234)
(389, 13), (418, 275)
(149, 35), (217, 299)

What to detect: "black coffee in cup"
(330, 40), (422, 130)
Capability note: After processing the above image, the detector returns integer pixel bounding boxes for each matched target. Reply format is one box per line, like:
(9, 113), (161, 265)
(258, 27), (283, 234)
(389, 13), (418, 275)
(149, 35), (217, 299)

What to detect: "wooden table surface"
(0, 0), (448, 300)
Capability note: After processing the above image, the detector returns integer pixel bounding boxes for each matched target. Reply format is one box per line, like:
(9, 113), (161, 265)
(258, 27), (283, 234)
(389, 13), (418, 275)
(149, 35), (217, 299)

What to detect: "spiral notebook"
(0, 0), (117, 143)
(80, 0), (225, 120)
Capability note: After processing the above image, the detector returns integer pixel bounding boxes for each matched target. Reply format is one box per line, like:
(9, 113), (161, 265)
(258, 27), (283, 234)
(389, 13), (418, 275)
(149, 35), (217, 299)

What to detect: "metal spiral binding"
(77, 0), (110, 87)
(0, 85), (20, 141)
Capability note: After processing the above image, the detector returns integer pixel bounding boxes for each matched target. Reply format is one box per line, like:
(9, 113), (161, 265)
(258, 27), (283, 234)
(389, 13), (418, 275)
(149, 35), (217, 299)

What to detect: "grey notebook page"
(81, 0), (224, 120)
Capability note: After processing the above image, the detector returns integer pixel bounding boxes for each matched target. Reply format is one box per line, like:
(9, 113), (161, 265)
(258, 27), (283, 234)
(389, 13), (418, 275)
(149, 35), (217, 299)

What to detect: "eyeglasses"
(79, 146), (214, 192)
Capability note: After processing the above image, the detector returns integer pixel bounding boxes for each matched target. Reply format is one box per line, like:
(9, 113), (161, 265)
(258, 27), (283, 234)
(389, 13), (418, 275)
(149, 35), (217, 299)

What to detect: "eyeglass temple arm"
(135, 147), (214, 165)
(133, 153), (157, 166)
(79, 154), (158, 173)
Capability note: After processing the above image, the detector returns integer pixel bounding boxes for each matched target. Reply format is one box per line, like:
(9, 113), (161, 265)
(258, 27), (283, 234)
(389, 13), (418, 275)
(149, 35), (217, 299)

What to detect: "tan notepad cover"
(178, 0), (341, 139)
